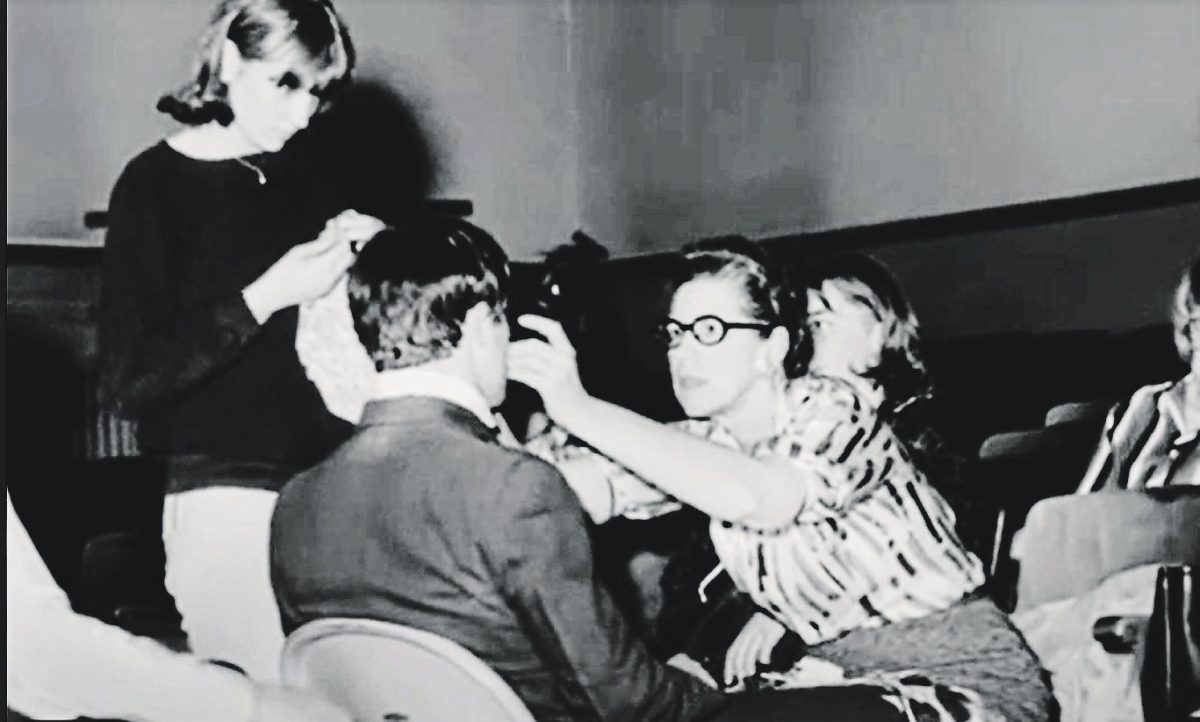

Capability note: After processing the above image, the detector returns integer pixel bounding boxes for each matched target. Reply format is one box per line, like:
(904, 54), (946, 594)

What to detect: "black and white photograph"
(7, 1), (1199, 721)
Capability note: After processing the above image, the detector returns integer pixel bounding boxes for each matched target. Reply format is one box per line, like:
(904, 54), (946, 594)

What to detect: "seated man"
(270, 219), (903, 722)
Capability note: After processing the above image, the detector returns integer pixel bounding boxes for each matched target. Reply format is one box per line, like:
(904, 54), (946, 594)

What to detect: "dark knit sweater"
(98, 140), (352, 491)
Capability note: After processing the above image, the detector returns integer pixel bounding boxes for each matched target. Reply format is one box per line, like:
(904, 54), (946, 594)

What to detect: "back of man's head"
(348, 218), (510, 372)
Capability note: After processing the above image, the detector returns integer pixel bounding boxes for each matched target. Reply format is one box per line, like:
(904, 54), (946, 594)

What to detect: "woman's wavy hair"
(672, 236), (809, 378)
(803, 253), (931, 415)
(1171, 255), (1200, 365)
(348, 218), (510, 372)
(157, 0), (355, 126)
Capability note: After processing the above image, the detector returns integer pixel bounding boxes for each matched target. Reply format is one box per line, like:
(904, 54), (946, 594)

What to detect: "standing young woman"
(98, 0), (383, 681)
(513, 238), (1053, 722)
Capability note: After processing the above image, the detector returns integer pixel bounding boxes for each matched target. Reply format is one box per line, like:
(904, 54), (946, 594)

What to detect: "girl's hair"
(673, 235), (809, 378)
(803, 253), (930, 415)
(157, 0), (355, 126)
(1171, 255), (1200, 364)
(805, 254), (963, 492)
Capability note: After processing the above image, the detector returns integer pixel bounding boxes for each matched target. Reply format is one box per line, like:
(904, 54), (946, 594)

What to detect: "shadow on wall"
(307, 78), (442, 223)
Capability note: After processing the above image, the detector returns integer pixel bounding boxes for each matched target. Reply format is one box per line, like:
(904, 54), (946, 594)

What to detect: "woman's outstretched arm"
(508, 316), (809, 529)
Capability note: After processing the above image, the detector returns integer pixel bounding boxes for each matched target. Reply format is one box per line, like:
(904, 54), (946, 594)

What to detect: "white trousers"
(162, 487), (284, 682)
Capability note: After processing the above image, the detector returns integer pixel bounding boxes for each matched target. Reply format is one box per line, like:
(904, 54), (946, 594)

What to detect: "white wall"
(7, 0), (1198, 263)
(6, 0), (577, 260)
(574, 0), (1200, 252)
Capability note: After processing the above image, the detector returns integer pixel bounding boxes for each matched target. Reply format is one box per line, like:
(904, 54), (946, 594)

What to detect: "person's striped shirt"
(533, 374), (984, 645)
(1076, 376), (1199, 492)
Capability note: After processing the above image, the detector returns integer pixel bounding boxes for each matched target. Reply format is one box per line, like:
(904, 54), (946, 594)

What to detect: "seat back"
(1010, 489), (1200, 610)
(1044, 399), (1111, 428)
(281, 618), (536, 722)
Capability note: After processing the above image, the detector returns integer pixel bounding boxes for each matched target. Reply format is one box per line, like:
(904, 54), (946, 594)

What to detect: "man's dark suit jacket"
(270, 396), (725, 722)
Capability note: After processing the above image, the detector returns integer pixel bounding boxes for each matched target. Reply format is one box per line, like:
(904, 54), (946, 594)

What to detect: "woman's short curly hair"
(157, 0), (355, 126)
(348, 218), (510, 372)
(1171, 255), (1200, 364)
(673, 235), (809, 378)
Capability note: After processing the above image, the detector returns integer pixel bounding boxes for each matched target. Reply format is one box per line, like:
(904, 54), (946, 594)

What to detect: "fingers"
(724, 635), (751, 685)
(507, 340), (562, 376)
(757, 635), (774, 666)
(506, 343), (553, 390)
(315, 241), (355, 276)
(294, 236), (355, 296)
(517, 315), (575, 353)
(333, 209), (387, 243)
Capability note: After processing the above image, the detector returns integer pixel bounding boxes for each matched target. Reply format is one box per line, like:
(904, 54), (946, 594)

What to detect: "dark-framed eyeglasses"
(655, 315), (773, 348)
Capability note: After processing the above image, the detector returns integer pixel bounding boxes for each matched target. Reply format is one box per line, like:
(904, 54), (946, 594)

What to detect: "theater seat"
(1044, 399), (1111, 428)
(974, 423), (1101, 608)
(281, 618), (535, 722)
(76, 529), (183, 645)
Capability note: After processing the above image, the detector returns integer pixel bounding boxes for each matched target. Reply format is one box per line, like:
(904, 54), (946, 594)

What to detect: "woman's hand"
(507, 316), (589, 423)
(242, 230), (354, 323)
(723, 611), (786, 687)
(241, 210), (384, 323)
(329, 209), (386, 254)
(666, 653), (718, 689)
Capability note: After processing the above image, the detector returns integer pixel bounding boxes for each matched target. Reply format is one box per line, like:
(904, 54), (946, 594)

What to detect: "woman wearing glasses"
(511, 237), (1052, 722)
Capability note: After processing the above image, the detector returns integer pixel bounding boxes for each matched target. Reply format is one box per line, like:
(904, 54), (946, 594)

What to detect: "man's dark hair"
(348, 218), (509, 371)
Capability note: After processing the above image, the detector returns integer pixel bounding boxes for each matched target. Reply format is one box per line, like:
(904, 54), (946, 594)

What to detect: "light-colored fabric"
(1010, 490), (1200, 610)
(163, 486), (285, 682)
(296, 278), (376, 423)
(296, 282), (509, 434)
(1011, 563), (1160, 722)
(7, 493), (255, 722)
(282, 617), (536, 722)
(372, 367), (496, 428)
(532, 374), (984, 646)
(1077, 376), (1200, 493)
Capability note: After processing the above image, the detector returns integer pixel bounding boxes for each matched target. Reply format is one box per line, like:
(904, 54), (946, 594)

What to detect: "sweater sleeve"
(485, 456), (724, 722)
(97, 158), (264, 415)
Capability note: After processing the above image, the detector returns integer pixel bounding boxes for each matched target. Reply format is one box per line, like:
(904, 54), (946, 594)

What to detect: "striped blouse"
(1076, 376), (1199, 492)
(532, 374), (984, 645)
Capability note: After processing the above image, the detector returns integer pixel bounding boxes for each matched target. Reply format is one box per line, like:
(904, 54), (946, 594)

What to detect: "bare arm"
(508, 317), (809, 529)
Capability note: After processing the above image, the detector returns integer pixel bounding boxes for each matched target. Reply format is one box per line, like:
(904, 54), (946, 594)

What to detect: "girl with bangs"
(800, 254), (989, 552)
(512, 239), (1053, 722)
(98, 0), (384, 682)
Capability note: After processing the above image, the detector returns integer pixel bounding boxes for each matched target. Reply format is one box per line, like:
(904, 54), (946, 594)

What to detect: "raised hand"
(329, 209), (386, 253)
(506, 315), (588, 422)
(242, 229), (356, 322)
(723, 611), (786, 688)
